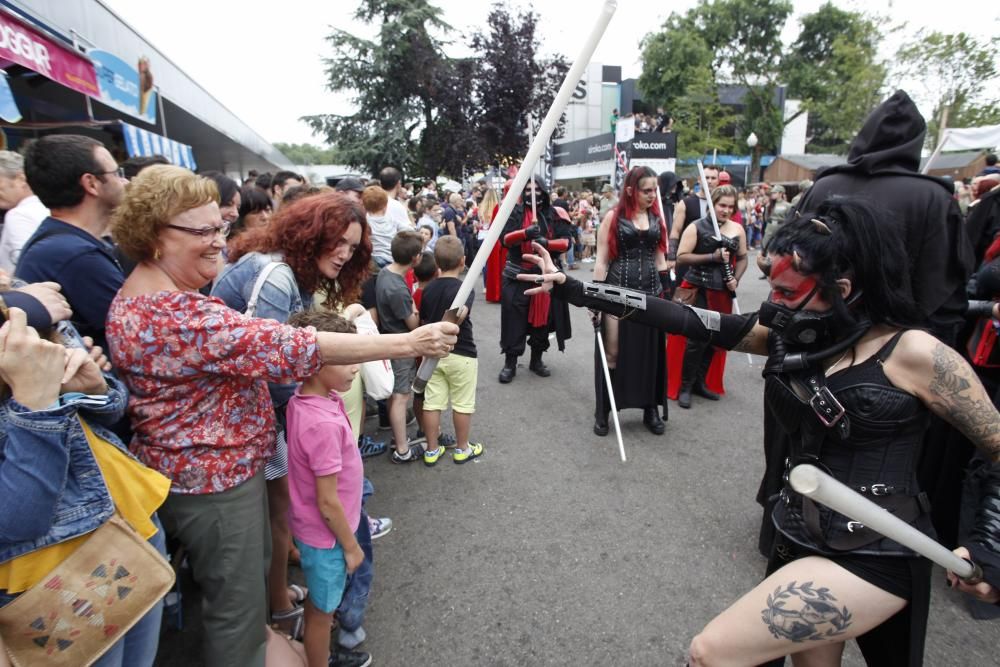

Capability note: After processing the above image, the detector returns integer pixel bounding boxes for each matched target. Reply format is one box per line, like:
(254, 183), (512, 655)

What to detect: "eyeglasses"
(165, 221), (232, 239)
(89, 167), (126, 180)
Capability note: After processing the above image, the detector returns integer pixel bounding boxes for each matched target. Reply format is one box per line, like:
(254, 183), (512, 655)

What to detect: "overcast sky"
(101, 0), (1000, 147)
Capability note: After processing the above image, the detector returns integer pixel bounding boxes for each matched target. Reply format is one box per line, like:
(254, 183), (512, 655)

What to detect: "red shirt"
(106, 290), (322, 494)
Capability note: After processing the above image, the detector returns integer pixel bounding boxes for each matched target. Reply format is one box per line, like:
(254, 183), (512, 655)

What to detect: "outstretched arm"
(518, 242), (769, 355)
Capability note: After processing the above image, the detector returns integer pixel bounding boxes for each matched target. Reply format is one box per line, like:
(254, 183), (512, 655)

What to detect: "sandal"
(287, 583), (307, 605)
(270, 605), (304, 642)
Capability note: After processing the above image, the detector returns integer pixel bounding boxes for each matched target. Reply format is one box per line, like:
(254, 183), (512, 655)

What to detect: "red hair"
(228, 192), (372, 309)
(605, 166), (666, 260)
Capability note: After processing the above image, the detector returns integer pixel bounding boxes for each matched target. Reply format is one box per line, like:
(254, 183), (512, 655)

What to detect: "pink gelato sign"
(0, 11), (98, 97)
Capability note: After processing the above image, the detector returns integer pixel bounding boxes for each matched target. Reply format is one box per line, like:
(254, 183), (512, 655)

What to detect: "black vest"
(684, 217), (730, 291)
(767, 332), (933, 556)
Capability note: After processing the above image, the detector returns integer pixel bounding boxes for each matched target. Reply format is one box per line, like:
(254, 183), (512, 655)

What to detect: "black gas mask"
(759, 283), (870, 373)
(758, 283), (832, 348)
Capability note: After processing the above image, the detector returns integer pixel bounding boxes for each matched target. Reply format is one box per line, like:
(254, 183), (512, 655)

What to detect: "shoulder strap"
(245, 261), (284, 316)
(875, 330), (907, 364)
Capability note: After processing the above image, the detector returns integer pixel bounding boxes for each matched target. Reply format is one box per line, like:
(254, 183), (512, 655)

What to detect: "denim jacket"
(0, 376), (131, 564)
(212, 251), (311, 409)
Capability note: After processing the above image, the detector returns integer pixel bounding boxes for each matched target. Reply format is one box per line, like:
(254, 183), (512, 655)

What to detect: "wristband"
(0, 291), (55, 333)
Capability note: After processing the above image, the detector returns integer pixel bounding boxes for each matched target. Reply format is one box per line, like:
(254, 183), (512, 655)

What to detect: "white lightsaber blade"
(596, 326), (626, 463)
(789, 464), (982, 582)
(413, 0), (619, 392)
(528, 116), (538, 222)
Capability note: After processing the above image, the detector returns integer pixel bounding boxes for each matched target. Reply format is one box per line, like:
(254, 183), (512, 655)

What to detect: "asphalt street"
(158, 251), (1000, 666)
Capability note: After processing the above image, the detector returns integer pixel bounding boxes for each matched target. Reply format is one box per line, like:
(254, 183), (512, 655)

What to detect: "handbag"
(0, 514), (174, 667)
(352, 310), (394, 400)
(672, 285), (698, 306)
(0, 417), (174, 666)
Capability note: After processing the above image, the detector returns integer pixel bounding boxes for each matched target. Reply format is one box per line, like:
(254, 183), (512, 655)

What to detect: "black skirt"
(595, 314), (667, 413)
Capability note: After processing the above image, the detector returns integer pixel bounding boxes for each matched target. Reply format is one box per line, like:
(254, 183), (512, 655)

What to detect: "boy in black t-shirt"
(417, 236), (484, 465)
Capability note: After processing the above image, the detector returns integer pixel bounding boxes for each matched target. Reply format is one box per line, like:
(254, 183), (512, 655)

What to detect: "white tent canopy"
(922, 123), (1000, 174)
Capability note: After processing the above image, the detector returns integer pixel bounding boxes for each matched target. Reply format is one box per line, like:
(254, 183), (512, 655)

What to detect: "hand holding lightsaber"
(789, 464), (983, 582)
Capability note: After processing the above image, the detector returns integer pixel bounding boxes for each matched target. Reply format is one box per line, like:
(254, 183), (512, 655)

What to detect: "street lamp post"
(746, 132), (759, 185)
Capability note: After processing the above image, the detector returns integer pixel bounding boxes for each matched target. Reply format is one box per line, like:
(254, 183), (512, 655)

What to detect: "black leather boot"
(529, 349), (551, 377)
(498, 354), (517, 383)
(594, 369), (613, 436)
(643, 406), (665, 435)
(678, 338), (703, 408)
(693, 349), (720, 400)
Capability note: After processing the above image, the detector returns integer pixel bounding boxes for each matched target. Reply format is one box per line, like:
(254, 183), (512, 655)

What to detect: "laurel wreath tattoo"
(761, 581), (853, 642)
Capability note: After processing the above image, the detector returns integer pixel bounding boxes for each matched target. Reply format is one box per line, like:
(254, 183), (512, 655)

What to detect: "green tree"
(670, 66), (739, 159)
(272, 143), (340, 165)
(898, 31), (1000, 147)
(638, 15), (713, 112)
(302, 0), (451, 176)
(783, 3), (886, 154)
(695, 0), (793, 161)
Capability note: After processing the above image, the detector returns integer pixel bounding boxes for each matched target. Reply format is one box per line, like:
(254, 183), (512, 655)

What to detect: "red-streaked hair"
(606, 166), (666, 260)
(228, 191), (372, 309)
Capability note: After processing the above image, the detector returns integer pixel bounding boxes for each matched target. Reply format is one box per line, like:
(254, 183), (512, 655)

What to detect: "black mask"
(758, 283), (836, 348)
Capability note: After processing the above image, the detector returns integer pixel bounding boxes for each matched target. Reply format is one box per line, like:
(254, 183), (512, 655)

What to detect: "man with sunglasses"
(15, 134), (128, 351)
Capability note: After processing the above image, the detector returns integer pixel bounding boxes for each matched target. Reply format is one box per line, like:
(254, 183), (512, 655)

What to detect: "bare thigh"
(602, 315), (620, 367)
(688, 556), (907, 667)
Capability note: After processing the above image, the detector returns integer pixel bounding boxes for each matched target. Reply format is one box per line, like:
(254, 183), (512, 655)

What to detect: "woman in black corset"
(521, 197), (1000, 666)
(592, 166), (670, 435)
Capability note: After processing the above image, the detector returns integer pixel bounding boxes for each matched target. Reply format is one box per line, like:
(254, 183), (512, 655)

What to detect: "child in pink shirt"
(285, 311), (370, 667)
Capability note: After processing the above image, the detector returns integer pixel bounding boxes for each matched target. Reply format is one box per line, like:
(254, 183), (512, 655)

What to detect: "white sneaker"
(369, 516), (393, 540)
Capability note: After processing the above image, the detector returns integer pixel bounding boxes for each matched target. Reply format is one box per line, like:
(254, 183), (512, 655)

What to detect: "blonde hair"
(479, 189), (498, 221)
(112, 165), (219, 261)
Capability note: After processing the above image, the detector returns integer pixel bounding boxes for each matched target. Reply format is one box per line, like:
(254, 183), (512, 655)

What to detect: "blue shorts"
(294, 539), (347, 614)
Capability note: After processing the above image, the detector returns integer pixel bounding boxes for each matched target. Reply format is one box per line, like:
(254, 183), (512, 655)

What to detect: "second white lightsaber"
(413, 0), (619, 391)
(789, 464), (982, 582)
(595, 321), (627, 463)
(696, 160), (751, 365)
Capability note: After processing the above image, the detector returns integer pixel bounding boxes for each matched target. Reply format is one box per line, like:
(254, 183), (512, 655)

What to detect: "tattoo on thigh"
(761, 581), (853, 642)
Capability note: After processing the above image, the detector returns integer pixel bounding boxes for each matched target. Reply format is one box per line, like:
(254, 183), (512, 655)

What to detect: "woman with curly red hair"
(211, 190), (372, 639)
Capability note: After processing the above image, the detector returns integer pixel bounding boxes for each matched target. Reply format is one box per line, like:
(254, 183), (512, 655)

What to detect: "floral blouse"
(106, 290), (322, 495)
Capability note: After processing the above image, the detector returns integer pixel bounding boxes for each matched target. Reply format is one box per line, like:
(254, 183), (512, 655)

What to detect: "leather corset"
(685, 217), (731, 291)
(766, 334), (934, 556)
(606, 216), (661, 295)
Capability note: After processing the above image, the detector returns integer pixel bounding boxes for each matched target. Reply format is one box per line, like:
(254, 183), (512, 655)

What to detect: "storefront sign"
(89, 50), (156, 124)
(0, 12), (98, 98)
(552, 132), (615, 167)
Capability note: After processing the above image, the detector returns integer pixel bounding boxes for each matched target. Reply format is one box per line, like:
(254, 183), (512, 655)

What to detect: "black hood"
(844, 90), (925, 174)
(813, 90), (952, 194)
(521, 176), (551, 209)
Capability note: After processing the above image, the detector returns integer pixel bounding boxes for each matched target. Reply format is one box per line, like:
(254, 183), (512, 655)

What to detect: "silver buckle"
(871, 484), (890, 496)
(847, 521), (864, 533)
(809, 387), (845, 427)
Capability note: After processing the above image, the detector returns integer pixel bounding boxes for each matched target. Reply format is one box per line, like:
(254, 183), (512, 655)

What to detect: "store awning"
(121, 121), (196, 170)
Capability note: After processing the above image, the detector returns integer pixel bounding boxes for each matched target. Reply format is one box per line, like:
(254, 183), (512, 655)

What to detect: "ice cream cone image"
(138, 57), (154, 116)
